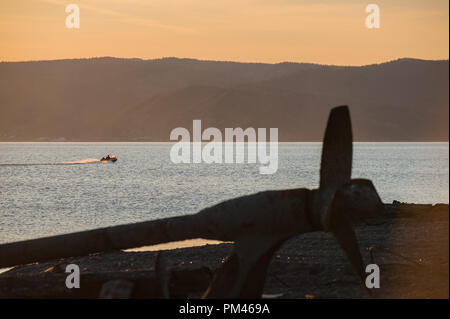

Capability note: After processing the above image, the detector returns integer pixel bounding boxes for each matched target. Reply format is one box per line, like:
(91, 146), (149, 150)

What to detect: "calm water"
(0, 142), (448, 244)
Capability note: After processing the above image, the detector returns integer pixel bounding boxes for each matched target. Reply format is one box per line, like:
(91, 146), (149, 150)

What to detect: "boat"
(100, 154), (117, 163)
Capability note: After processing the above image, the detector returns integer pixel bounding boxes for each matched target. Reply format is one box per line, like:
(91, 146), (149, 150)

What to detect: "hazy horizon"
(1, 55), (448, 67)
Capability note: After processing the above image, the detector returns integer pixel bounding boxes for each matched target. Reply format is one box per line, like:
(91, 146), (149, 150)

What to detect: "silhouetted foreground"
(0, 202), (447, 298)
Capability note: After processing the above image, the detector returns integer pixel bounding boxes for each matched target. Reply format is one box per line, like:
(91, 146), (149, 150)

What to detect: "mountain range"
(0, 57), (448, 141)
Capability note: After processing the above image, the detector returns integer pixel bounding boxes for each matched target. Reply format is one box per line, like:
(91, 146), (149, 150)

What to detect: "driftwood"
(0, 105), (385, 298)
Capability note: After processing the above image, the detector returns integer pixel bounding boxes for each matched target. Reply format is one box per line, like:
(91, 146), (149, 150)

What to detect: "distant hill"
(0, 57), (448, 141)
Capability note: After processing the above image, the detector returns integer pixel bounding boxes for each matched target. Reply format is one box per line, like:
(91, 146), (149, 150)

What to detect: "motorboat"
(100, 154), (117, 163)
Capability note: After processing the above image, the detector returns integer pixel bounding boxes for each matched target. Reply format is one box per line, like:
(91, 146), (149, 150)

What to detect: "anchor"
(202, 105), (384, 297)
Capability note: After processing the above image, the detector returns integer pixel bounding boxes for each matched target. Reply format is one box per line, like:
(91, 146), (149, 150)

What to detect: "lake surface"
(0, 142), (448, 244)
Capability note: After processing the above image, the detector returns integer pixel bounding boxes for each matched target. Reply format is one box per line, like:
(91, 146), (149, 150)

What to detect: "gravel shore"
(1, 202), (448, 299)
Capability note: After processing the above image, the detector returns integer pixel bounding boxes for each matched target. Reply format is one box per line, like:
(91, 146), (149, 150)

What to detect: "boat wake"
(0, 158), (101, 166)
(60, 158), (101, 165)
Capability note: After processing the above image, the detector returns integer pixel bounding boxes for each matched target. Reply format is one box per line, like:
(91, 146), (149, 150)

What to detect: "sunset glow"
(0, 0), (448, 64)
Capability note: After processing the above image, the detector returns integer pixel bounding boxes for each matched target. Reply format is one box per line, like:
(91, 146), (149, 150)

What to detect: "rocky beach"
(0, 202), (447, 299)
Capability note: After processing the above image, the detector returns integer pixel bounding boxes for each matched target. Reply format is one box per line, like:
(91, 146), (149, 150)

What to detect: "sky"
(0, 0), (448, 65)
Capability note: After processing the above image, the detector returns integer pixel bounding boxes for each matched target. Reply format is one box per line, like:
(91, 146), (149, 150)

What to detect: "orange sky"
(0, 0), (448, 65)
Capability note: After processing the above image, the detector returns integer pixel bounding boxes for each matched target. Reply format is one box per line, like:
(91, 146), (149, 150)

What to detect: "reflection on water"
(0, 142), (448, 244)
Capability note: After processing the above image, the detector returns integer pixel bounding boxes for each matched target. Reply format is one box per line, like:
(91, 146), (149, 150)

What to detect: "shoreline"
(0, 201), (448, 298)
(1, 141), (449, 144)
